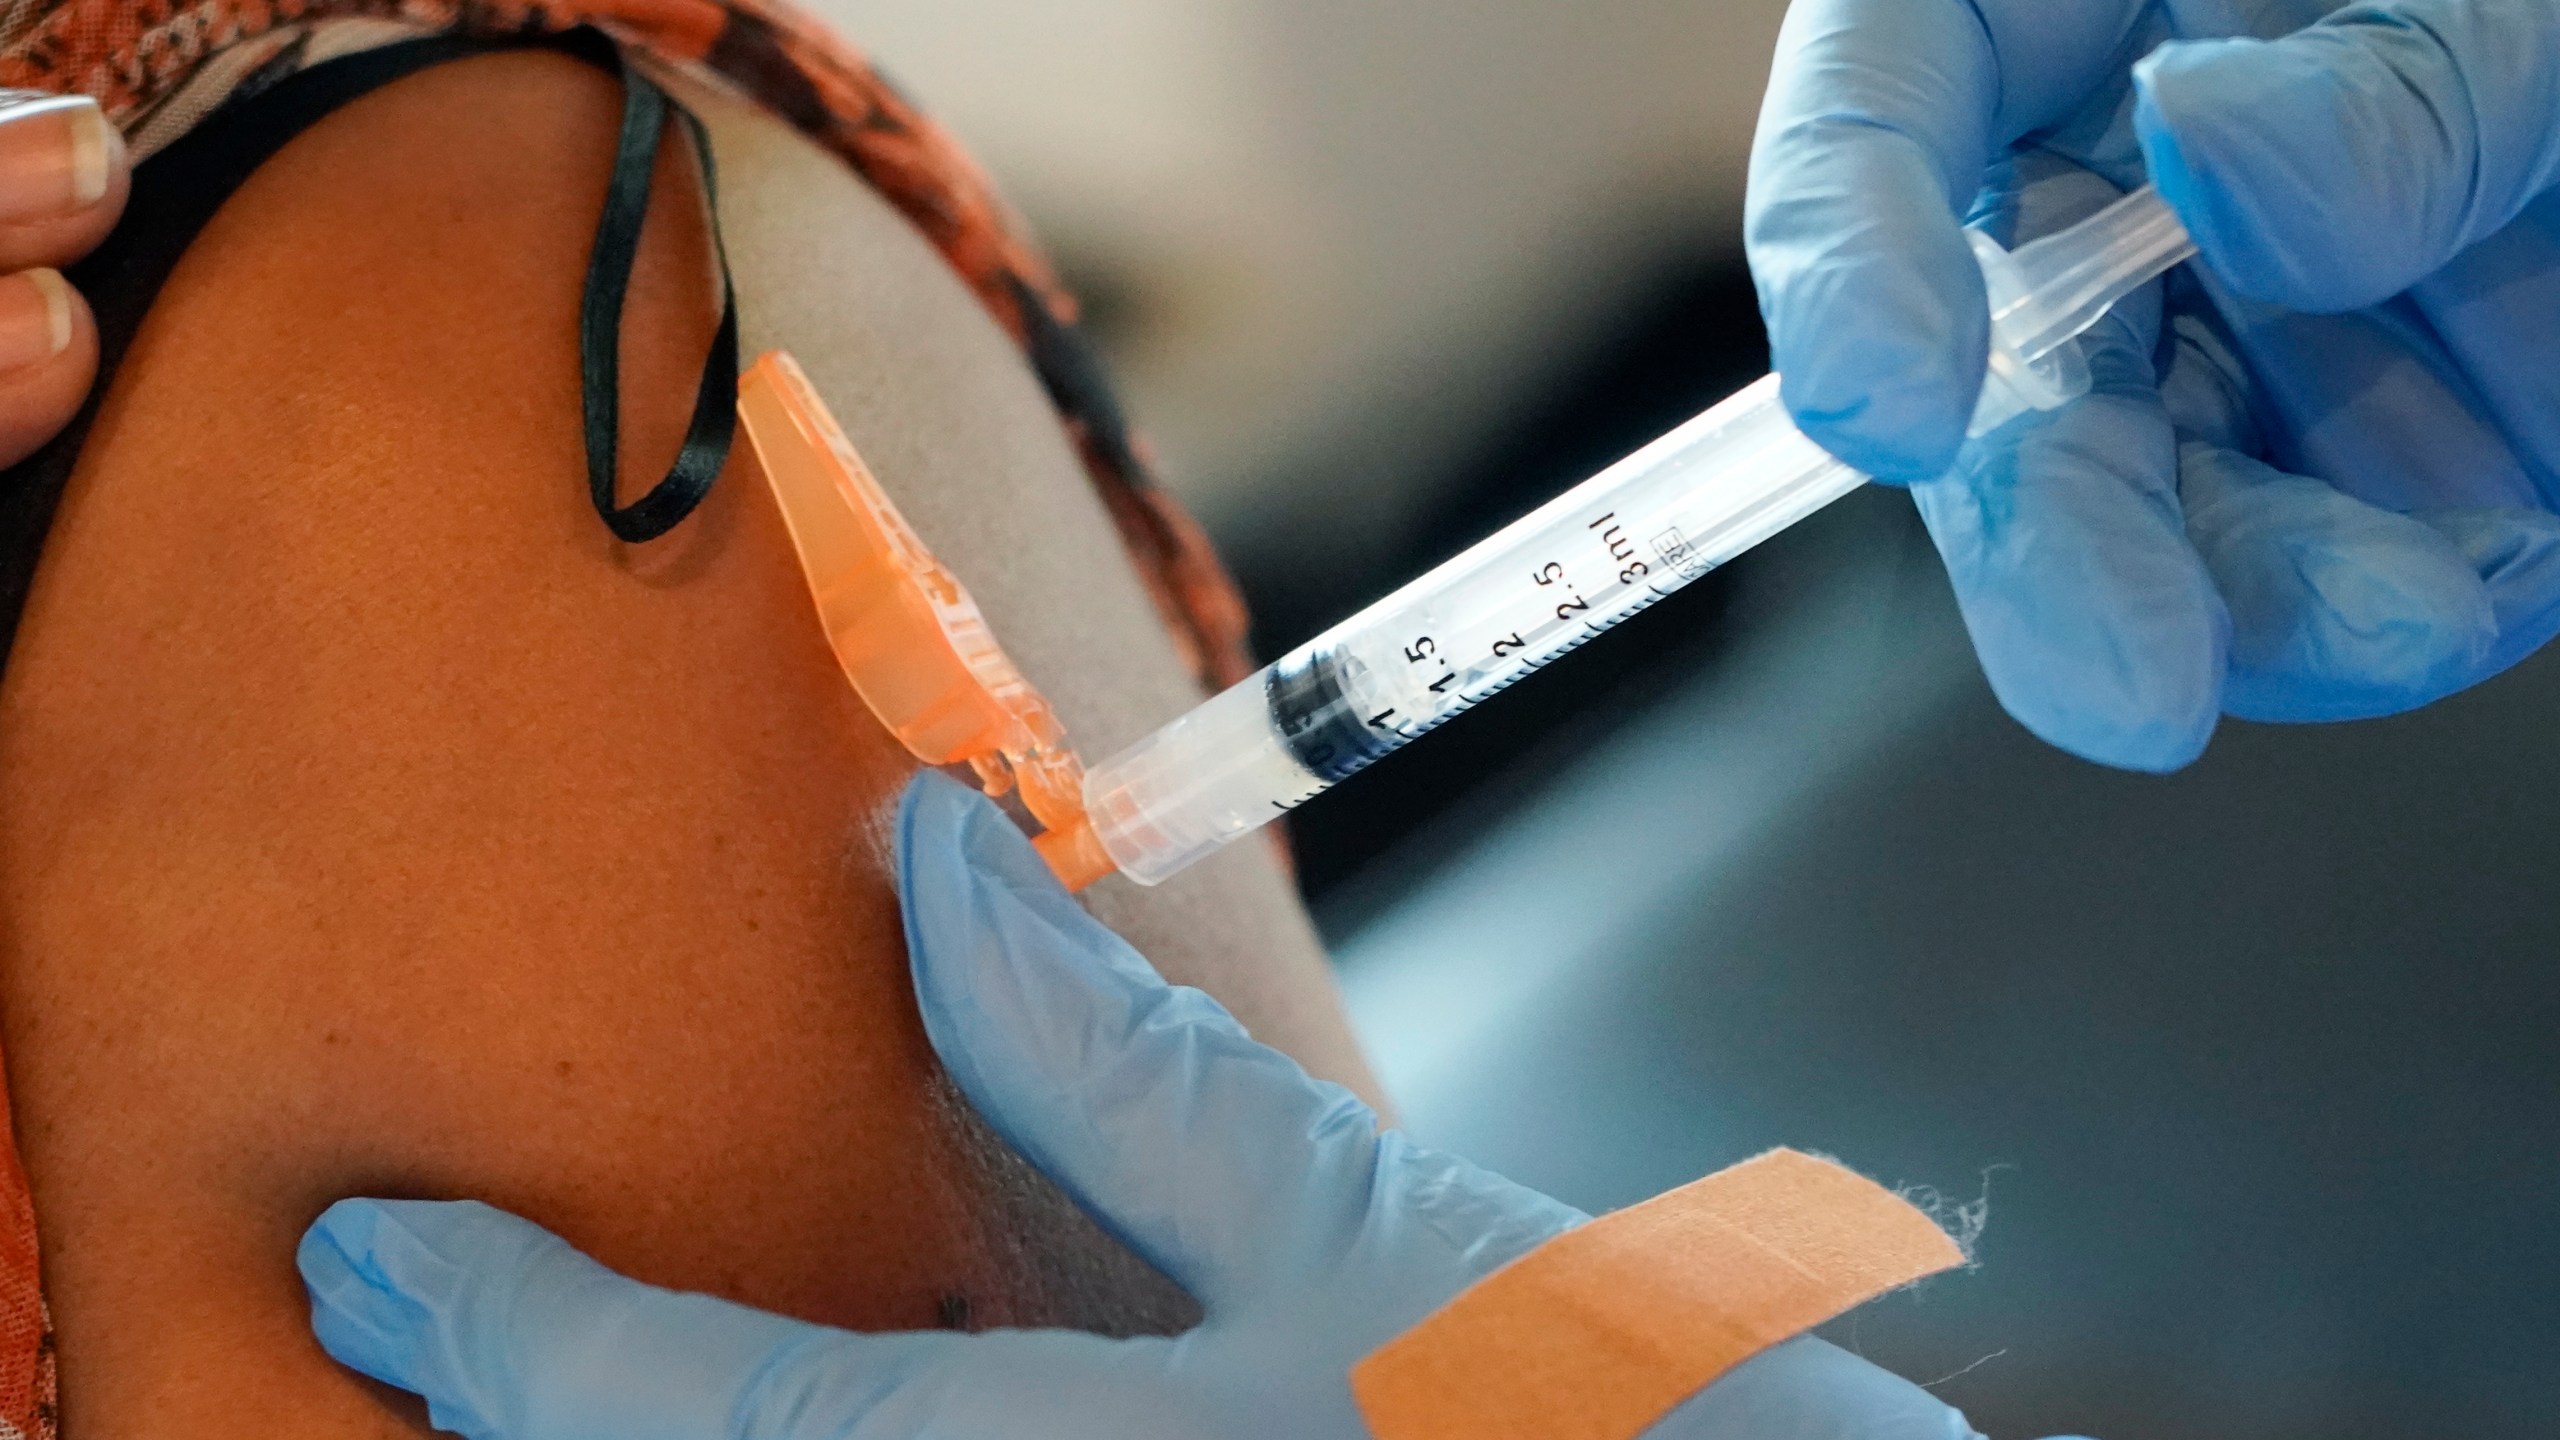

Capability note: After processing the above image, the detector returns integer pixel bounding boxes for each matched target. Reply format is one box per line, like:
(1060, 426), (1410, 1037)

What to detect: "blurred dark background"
(850, 3), (2560, 1435)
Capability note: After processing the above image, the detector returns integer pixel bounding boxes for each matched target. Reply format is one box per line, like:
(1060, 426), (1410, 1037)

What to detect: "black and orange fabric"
(0, 2), (1258, 1433)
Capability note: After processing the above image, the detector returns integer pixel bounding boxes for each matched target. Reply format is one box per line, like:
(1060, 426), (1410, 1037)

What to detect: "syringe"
(1083, 187), (2198, 884)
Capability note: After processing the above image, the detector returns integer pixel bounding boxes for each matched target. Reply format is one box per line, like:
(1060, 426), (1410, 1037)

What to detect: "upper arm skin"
(663, 64), (1377, 1096)
(0, 48), (1370, 1437)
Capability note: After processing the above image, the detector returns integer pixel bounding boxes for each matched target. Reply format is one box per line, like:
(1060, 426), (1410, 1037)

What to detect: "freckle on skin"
(323, 1031), (344, 1046)
(555, 1059), (574, 1079)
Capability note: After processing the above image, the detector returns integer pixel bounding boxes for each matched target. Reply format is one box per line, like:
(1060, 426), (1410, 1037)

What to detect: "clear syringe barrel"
(1084, 187), (2194, 886)
(1084, 373), (1858, 884)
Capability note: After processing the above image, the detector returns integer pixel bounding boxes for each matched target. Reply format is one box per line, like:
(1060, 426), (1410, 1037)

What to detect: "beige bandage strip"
(1351, 1148), (1964, 1440)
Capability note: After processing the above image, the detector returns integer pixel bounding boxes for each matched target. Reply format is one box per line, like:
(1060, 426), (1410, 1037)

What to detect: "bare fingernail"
(0, 93), (119, 222)
(0, 268), (74, 371)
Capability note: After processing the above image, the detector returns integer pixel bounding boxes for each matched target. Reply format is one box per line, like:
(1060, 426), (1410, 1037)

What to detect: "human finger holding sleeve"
(297, 772), (2081, 1440)
(1747, 0), (2560, 771)
(0, 88), (125, 467)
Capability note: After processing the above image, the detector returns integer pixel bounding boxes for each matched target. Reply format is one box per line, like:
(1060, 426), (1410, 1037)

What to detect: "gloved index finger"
(2133, 0), (2560, 311)
(1744, 0), (2136, 483)
(302, 1197), (861, 1440)
(301, 1196), (1113, 1440)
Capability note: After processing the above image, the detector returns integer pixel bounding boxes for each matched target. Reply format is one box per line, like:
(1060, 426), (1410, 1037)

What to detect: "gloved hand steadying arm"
(1749, 0), (2560, 770)
(296, 772), (2054, 1440)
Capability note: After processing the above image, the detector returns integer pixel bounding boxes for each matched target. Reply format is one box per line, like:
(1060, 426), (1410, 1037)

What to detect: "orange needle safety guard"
(737, 351), (1116, 891)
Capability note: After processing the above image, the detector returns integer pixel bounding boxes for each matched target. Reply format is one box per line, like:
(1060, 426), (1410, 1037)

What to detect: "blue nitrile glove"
(297, 772), (2064, 1440)
(1748, 0), (2560, 770)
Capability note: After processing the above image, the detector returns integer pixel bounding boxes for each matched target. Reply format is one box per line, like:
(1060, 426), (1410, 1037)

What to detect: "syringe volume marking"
(1268, 648), (1398, 784)
(1590, 511), (1629, 557)
(1267, 775), (1326, 812)
(1589, 510), (1650, 586)
(1404, 635), (1462, 698)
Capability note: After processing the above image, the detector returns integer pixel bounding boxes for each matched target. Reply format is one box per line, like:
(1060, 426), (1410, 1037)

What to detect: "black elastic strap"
(580, 57), (740, 543)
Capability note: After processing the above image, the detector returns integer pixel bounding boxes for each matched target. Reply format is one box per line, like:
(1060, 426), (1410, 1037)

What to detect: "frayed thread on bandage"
(1893, 1162), (2007, 1268)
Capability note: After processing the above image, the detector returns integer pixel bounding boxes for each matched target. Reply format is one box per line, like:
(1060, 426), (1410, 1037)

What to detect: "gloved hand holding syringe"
(1082, 186), (2196, 885)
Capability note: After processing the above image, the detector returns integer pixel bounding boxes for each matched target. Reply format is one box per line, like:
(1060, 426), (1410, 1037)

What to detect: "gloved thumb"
(2131, 0), (2560, 312)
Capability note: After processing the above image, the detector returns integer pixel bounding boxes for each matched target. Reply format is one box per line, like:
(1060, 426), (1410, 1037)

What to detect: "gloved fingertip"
(896, 772), (1020, 1066)
(2190, 452), (2502, 722)
(1974, 601), (2225, 772)
(1752, 179), (1987, 485)
(897, 768), (1063, 909)
(894, 768), (1206, 1127)
(1916, 410), (2227, 776)
(301, 1196), (385, 1281)
(895, 770), (1122, 1021)
(2130, 40), (2310, 305)
(2132, 35), (2444, 311)
(299, 1199), (448, 1389)
(302, 1198), (454, 1302)
(2013, 689), (2218, 775)
(2422, 507), (2560, 680)
(1786, 379), (1973, 487)
(2128, 63), (2201, 230)
(2217, 559), (2496, 724)
(900, 771), (1066, 1012)
(1771, 263), (1984, 486)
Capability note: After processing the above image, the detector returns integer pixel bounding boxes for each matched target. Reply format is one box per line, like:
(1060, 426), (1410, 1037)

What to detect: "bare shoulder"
(670, 66), (1377, 1093)
(0, 46), (968, 1435)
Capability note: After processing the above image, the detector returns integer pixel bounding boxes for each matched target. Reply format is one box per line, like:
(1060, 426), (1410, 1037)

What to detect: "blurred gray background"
(837, 4), (2560, 1436)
